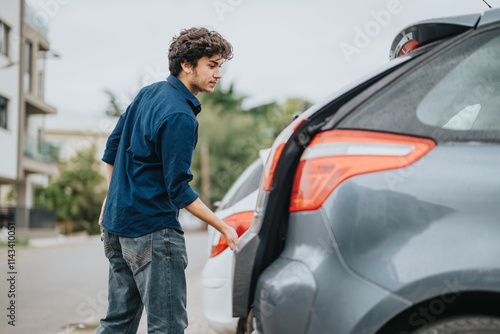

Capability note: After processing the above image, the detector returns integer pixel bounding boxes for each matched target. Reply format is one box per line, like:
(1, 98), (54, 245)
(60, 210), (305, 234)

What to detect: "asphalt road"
(0, 231), (218, 334)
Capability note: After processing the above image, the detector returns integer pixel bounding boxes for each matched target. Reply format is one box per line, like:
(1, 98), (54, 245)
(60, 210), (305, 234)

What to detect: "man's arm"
(105, 163), (113, 187)
(185, 198), (239, 250)
(98, 163), (114, 226)
(99, 109), (126, 226)
(102, 111), (126, 166)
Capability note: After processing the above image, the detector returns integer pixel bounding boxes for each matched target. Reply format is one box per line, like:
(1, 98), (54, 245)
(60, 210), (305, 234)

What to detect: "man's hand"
(222, 225), (239, 250)
(185, 198), (240, 249)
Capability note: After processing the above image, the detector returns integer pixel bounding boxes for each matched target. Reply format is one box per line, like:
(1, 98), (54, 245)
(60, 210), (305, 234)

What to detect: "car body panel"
(477, 7), (500, 27)
(254, 144), (500, 333)
(326, 144), (500, 300)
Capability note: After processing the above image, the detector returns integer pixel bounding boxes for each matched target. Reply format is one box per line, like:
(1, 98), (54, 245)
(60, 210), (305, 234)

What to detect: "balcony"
(0, 207), (56, 229)
(24, 135), (58, 163)
(24, 3), (49, 40)
(25, 93), (57, 115)
(23, 135), (58, 175)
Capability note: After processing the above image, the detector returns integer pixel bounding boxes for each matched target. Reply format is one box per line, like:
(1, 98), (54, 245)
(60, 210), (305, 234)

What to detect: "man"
(97, 27), (238, 333)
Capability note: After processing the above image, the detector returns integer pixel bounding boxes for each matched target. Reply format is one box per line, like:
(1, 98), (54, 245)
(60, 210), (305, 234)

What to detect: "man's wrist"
(220, 223), (234, 236)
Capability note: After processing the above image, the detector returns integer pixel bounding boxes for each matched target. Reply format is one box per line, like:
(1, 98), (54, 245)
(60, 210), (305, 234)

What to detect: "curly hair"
(168, 27), (233, 77)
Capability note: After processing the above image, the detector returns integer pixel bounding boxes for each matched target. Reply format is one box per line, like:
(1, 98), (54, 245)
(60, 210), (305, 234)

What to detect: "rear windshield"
(340, 28), (500, 142)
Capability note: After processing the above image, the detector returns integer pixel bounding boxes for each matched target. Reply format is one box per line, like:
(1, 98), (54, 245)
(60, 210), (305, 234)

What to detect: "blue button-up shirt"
(101, 75), (200, 237)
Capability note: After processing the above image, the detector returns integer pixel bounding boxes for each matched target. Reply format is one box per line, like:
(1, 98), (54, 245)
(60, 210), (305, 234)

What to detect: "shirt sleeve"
(156, 113), (200, 209)
(102, 110), (127, 165)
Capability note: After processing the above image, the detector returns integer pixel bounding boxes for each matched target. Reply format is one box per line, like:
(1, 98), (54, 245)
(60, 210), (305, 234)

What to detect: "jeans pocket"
(163, 229), (172, 262)
(120, 233), (153, 270)
(103, 230), (115, 259)
(164, 228), (188, 269)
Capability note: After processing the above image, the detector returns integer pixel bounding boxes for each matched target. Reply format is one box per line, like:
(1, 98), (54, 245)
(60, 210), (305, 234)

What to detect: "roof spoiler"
(389, 13), (481, 60)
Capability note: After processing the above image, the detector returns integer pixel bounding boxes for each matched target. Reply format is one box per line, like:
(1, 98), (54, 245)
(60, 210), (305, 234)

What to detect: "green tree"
(191, 99), (268, 204)
(193, 85), (312, 207)
(35, 144), (106, 235)
(247, 97), (313, 138)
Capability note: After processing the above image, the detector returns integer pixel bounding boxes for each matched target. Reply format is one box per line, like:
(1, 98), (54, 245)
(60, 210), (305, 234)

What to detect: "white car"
(202, 149), (269, 334)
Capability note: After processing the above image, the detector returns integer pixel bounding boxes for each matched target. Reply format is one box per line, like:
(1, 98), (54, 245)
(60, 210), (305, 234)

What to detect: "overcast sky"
(37, 0), (499, 117)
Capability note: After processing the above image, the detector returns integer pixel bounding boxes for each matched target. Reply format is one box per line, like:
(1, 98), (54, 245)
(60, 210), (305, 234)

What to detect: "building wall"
(0, 0), (21, 182)
(0, 1), (58, 214)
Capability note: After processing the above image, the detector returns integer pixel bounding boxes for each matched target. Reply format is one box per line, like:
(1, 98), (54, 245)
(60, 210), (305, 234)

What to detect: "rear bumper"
(252, 210), (411, 334)
(253, 258), (317, 334)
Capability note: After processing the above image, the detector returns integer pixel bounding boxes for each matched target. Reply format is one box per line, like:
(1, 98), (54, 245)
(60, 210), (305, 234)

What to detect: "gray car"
(233, 8), (500, 334)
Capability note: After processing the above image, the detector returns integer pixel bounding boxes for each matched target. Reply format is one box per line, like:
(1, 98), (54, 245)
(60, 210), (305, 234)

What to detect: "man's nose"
(214, 67), (222, 79)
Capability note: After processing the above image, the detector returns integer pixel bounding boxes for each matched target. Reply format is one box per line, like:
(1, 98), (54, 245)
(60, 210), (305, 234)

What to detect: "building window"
(24, 41), (32, 92)
(0, 96), (7, 129)
(0, 21), (9, 57)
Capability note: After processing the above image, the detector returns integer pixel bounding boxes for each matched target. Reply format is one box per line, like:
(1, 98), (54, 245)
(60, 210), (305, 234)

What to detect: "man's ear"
(181, 61), (193, 74)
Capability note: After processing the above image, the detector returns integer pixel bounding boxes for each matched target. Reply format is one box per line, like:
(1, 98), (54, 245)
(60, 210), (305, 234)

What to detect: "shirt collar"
(167, 75), (202, 116)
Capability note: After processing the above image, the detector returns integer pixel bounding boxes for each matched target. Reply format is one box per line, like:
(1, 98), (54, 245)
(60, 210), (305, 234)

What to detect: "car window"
(416, 34), (500, 130)
(340, 28), (500, 142)
(218, 159), (263, 210)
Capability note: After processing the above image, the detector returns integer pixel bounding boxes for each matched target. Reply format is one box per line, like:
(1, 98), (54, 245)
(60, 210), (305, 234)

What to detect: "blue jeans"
(97, 228), (188, 334)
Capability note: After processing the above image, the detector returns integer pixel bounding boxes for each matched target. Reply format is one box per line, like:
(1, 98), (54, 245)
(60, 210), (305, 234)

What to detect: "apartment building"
(0, 0), (58, 235)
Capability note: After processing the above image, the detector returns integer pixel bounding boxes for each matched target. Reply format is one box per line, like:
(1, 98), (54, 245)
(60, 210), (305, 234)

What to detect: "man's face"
(183, 54), (223, 95)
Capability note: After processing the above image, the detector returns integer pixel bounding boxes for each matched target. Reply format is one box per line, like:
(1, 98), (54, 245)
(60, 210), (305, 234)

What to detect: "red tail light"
(211, 211), (254, 257)
(290, 130), (435, 212)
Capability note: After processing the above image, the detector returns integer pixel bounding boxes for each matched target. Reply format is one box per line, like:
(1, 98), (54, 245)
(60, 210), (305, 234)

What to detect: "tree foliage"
(35, 144), (106, 235)
(193, 84), (312, 206)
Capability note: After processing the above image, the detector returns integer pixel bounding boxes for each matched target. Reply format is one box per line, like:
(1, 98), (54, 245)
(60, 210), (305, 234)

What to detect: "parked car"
(202, 149), (270, 334)
(233, 8), (500, 334)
